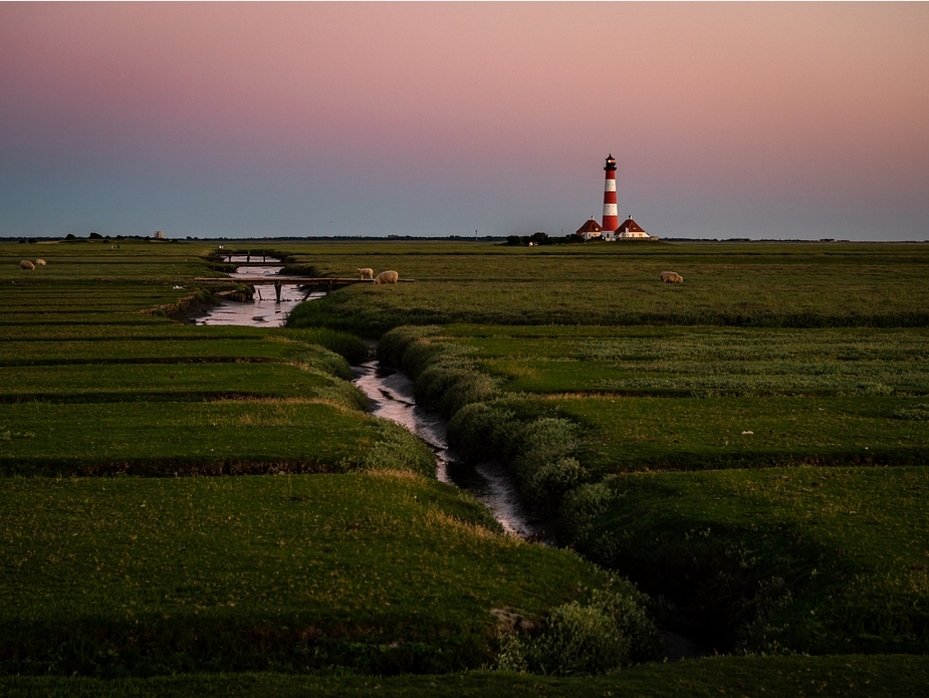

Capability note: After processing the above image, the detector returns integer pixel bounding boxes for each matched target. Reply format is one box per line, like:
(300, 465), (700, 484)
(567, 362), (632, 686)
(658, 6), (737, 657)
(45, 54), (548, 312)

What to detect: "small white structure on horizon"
(153, 230), (165, 239)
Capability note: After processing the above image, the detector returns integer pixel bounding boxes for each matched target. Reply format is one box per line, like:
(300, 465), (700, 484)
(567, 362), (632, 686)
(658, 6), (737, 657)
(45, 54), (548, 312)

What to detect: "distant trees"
(503, 231), (585, 247)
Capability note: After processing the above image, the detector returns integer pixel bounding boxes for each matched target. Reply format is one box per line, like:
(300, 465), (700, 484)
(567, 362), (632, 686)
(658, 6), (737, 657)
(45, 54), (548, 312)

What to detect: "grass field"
(1, 239), (658, 683)
(0, 473), (614, 675)
(285, 241), (929, 335)
(3, 237), (928, 691)
(367, 281), (929, 657)
(564, 467), (929, 655)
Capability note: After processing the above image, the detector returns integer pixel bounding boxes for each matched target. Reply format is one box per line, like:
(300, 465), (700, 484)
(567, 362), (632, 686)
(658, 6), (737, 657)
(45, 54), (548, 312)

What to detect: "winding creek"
(197, 257), (699, 658)
(198, 259), (541, 539)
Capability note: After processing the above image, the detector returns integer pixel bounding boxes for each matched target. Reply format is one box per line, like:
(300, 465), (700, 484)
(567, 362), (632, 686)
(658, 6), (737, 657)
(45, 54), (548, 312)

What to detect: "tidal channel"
(197, 260), (540, 539)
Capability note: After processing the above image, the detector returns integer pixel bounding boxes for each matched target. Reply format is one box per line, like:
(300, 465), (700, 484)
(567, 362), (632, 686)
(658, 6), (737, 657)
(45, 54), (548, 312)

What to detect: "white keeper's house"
(575, 218), (604, 241)
(614, 217), (651, 239)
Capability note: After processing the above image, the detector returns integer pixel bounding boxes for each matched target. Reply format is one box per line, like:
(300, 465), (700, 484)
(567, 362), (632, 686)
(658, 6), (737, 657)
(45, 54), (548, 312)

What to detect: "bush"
(561, 482), (618, 547)
(527, 457), (587, 516)
(511, 418), (587, 517)
(447, 403), (519, 464)
(496, 582), (660, 676)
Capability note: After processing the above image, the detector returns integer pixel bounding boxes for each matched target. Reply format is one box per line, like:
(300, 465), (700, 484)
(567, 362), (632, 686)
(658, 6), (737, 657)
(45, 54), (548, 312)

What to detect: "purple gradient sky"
(2, 3), (927, 240)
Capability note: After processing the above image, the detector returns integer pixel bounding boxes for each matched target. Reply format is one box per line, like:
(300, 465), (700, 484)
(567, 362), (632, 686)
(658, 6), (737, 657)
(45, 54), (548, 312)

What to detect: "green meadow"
(284, 241), (929, 334)
(0, 473), (611, 676)
(3, 237), (929, 693)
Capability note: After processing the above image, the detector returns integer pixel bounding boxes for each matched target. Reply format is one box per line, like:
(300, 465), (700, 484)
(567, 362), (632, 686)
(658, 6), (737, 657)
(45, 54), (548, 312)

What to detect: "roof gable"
(616, 218), (646, 233)
(576, 218), (603, 234)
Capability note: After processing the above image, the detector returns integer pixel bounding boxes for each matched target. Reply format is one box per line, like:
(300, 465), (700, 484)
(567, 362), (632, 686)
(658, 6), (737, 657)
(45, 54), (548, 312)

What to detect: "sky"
(1, 2), (928, 241)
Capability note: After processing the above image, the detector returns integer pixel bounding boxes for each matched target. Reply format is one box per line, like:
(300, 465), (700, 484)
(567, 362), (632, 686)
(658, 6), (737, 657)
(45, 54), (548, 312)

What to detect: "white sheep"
(660, 271), (683, 284)
(35, 259), (47, 266)
(374, 270), (399, 285)
(19, 260), (35, 270)
(356, 267), (374, 280)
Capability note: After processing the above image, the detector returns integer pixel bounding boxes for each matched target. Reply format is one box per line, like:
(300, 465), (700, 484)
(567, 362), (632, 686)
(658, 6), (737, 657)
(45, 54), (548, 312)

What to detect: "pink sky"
(2, 2), (927, 239)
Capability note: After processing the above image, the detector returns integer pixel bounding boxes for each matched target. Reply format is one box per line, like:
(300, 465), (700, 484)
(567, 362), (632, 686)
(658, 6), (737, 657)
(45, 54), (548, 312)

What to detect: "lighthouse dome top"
(604, 154), (617, 171)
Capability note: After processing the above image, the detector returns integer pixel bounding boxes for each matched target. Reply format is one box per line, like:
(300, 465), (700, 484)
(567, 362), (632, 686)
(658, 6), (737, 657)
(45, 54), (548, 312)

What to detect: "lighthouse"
(602, 154), (618, 232)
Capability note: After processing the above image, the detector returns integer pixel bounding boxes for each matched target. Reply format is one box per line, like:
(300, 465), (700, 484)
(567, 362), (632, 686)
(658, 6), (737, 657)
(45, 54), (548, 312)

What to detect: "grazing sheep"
(374, 270), (399, 285)
(19, 260), (35, 271)
(356, 267), (374, 280)
(35, 259), (46, 266)
(660, 271), (683, 284)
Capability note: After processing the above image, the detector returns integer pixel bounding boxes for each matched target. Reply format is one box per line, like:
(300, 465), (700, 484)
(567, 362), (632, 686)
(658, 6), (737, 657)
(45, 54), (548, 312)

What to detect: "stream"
(197, 258), (698, 658)
(197, 259), (541, 539)
(197, 255), (322, 327)
(353, 360), (542, 539)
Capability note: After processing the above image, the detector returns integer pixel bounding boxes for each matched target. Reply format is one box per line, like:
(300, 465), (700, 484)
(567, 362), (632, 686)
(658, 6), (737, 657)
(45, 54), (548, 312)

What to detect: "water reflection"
(197, 263), (319, 328)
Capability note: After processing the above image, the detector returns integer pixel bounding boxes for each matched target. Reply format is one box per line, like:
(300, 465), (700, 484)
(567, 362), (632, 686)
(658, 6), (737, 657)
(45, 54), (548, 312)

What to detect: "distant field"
(286, 241), (929, 335)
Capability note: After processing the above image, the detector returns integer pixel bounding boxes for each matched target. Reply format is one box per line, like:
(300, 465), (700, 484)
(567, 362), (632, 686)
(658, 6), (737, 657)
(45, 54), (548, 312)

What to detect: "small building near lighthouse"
(615, 217), (651, 239)
(575, 218), (603, 241)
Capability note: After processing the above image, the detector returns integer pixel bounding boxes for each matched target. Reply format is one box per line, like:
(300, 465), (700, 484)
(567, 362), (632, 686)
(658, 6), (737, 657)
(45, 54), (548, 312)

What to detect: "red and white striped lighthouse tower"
(602, 154), (618, 232)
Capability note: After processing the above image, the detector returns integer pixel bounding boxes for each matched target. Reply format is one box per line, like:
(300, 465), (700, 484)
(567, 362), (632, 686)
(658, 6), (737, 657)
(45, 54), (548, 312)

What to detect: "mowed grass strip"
(550, 395), (929, 473)
(564, 466), (929, 655)
(3, 655), (929, 698)
(0, 399), (433, 476)
(0, 473), (606, 675)
(434, 326), (929, 397)
(0, 363), (344, 403)
(0, 337), (345, 367)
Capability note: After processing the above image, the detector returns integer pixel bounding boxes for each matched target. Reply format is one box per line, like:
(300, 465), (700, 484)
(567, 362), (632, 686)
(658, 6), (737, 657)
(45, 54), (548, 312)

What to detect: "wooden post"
(274, 281), (282, 302)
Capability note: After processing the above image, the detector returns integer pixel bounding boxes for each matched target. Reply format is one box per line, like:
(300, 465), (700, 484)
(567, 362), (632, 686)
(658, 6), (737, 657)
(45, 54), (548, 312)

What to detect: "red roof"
(615, 218), (647, 234)
(575, 218), (603, 234)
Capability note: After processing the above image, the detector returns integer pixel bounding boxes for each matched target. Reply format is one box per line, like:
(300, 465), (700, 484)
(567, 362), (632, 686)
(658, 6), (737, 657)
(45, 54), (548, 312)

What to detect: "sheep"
(35, 259), (46, 266)
(374, 270), (399, 285)
(19, 260), (35, 271)
(660, 271), (683, 284)
(356, 267), (374, 280)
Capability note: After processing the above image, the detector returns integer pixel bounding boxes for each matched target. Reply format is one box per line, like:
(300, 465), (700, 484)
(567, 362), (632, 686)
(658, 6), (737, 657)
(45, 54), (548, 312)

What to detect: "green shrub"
(446, 403), (519, 464)
(496, 582), (660, 676)
(510, 418), (586, 517)
(527, 457), (588, 516)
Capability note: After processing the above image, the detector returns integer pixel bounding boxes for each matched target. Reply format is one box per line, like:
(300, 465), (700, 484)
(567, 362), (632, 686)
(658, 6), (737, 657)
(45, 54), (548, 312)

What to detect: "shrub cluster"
(378, 327), (497, 418)
(381, 328), (593, 518)
(496, 581), (660, 676)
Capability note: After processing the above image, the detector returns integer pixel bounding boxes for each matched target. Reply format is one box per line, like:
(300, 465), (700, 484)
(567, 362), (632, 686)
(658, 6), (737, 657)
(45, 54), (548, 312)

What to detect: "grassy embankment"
(1, 239), (652, 681)
(286, 240), (929, 658)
